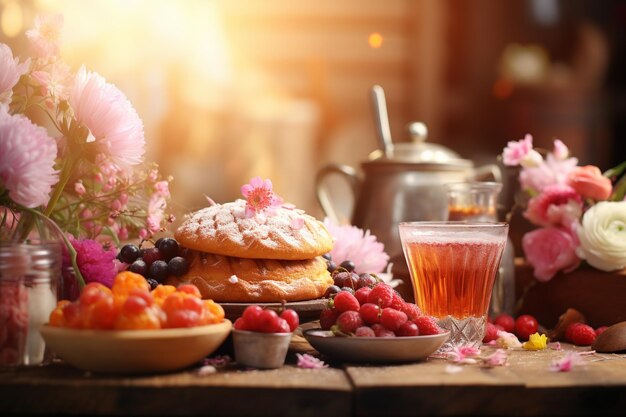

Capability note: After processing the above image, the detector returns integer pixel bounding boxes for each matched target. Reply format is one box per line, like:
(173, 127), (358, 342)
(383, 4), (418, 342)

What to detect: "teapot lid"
(368, 122), (472, 169)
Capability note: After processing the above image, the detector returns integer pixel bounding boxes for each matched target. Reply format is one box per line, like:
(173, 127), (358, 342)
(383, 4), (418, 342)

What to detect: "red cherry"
(494, 313), (515, 333)
(280, 309), (299, 332)
(514, 314), (538, 340)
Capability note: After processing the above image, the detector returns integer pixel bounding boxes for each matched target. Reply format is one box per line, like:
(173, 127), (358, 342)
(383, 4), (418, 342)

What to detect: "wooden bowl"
(41, 320), (232, 374)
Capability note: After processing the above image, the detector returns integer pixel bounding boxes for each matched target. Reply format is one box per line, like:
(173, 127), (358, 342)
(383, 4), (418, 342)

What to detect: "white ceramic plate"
(303, 328), (449, 364)
(41, 320), (232, 374)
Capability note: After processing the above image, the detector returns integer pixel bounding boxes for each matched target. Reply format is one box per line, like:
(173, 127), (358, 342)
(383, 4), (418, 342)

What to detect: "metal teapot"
(315, 86), (501, 276)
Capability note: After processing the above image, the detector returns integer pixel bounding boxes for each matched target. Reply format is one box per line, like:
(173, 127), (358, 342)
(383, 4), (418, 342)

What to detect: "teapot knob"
(407, 121), (428, 144)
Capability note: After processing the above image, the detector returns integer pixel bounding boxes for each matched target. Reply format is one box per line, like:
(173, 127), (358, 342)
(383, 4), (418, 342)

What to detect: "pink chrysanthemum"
(323, 218), (390, 274)
(0, 43), (30, 105)
(31, 60), (72, 102)
(240, 176), (283, 218)
(519, 153), (579, 194)
(25, 14), (63, 58)
(502, 134), (534, 166)
(0, 107), (58, 208)
(62, 237), (117, 289)
(70, 66), (145, 167)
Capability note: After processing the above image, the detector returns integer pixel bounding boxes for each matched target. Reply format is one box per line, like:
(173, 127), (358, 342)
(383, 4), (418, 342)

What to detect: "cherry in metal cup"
(398, 221), (509, 350)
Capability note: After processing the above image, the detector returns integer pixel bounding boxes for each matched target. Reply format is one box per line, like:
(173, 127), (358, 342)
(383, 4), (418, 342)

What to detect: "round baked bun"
(175, 199), (333, 260)
(165, 252), (333, 302)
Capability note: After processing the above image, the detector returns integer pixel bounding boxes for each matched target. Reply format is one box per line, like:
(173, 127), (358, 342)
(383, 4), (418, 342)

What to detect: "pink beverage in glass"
(399, 222), (508, 349)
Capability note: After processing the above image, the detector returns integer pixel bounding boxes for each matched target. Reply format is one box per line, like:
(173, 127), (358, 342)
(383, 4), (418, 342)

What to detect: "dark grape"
(322, 253), (332, 261)
(128, 259), (147, 276)
(141, 247), (162, 267)
(148, 260), (169, 282)
(168, 256), (189, 276)
(339, 260), (356, 272)
(357, 273), (377, 289)
(154, 237), (164, 248)
(323, 285), (341, 299)
(146, 278), (159, 290)
(340, 287), (355, 295)
(327, 260), (337, 273)
(157, 238), (179, 260)
(118, 244), (140, 264)
(332, 271), (351, 288)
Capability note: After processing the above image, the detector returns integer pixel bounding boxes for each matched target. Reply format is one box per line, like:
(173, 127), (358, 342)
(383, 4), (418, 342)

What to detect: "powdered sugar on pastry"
(175, 199), (333, 260)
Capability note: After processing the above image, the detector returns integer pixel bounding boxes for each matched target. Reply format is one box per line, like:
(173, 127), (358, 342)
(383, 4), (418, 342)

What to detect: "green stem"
(45, 153), (78, 217)
(23, 207), (86, 290)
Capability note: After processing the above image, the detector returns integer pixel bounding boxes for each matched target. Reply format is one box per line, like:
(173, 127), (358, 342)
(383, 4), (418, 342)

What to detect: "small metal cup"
(232, 329), (292, 369)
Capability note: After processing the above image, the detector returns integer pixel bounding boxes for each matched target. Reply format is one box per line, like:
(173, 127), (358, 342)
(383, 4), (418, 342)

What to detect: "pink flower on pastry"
(240, 176), (283, 218)
(522, 227), (580, 282)
(523, 185), (583, 228)
(567, 165), (612, 201)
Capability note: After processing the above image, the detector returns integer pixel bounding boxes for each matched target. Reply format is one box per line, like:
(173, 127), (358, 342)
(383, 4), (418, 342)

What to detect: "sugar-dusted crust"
(175, 200), (333, 260)
(166, 252), (333, 302)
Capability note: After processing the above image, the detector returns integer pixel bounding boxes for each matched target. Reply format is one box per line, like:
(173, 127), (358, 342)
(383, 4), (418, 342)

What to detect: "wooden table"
(2, 334), (626, 417)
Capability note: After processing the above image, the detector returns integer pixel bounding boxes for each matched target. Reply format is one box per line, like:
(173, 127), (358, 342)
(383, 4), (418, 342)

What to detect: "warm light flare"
(1, 0), (24, 38)
(368, 32), (383, 49)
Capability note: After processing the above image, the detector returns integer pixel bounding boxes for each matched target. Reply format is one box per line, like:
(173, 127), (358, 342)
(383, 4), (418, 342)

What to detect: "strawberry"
(400, 302), (422, 321)
(595, 326), (608, 337)
(380, 308), (408, 332)
(367, 283), (395, 308)
(565, 322), (583, 342)
(319, 308), (338, 330)
(568, 323), (596, 346)
(414, 315), (442, 335)
(332, 291), (360, 313)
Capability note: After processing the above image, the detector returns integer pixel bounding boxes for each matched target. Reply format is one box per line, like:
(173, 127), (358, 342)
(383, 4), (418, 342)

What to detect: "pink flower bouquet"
(502, 134), (626, 281)
(0, 14), (173, 289)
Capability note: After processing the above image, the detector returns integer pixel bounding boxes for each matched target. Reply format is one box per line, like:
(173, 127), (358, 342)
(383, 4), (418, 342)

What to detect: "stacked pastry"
(167, 199), (334, 302)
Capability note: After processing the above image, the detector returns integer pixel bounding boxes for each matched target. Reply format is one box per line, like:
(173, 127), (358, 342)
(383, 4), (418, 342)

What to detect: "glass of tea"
(398, 221), (509, 350)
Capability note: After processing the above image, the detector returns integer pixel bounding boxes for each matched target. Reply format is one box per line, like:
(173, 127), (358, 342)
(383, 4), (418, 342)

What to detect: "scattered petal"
(447, 344), (481, 363)
(548, 341), (563, 351)
(484, 349), (509, 367)
(549, 351), (583, 372)
(496, 330), (522, 349)
(445, 364), (464, 374)
(296, 353), (328, 369)
(196, 365), (217, 376)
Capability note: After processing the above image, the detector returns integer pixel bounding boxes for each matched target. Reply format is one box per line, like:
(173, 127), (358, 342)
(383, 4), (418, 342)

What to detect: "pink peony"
(0, 44), (30, 105)
(25, 14), (63, 58)
(523, 185), (583, 228)
(567, 165), (612, 201)
(70, 66), (145, 167)
(323, 218), (390, 274)
(519, 153), (579, 193)
(522, 227), (580, 282)
(0, 106), (58, 208)
(240, 176), (283, 218)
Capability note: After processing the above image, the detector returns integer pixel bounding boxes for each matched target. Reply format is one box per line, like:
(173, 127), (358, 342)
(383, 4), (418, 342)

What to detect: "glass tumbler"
(399, 222), (508, 350)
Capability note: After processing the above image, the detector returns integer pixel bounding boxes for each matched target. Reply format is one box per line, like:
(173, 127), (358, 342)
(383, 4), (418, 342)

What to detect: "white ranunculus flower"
(576, 201), (626, 271)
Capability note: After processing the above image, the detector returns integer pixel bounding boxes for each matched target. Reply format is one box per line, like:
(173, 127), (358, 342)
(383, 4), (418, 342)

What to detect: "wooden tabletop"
(2, 333), (626, 417)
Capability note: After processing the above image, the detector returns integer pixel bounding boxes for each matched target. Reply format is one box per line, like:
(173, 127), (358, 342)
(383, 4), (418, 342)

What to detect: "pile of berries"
(483, 313), (540, 343)
(322, 258), (382, 299)
(320, 281), (444, 338)
(49, 271), (224, 330)
(233, 305), (300, 333)
(117, 237), (190, 289)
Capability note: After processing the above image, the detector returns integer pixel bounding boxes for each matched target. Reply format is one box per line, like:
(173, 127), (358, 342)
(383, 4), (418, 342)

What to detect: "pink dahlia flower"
(240, 176), (283, 218)
(70, 66), (145, 167)
(0, 107), (58, 208)
(0, 44), (30, 105)
(523, 185), (583, 228)
(323, 218), (390, 274)
(522, 226), (580, 282)
(25, 14), (63, 58)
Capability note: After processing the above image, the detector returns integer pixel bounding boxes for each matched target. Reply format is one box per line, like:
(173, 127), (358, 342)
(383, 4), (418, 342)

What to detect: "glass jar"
(0, 241), (61, 368)
(445, 182), (516, 316)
